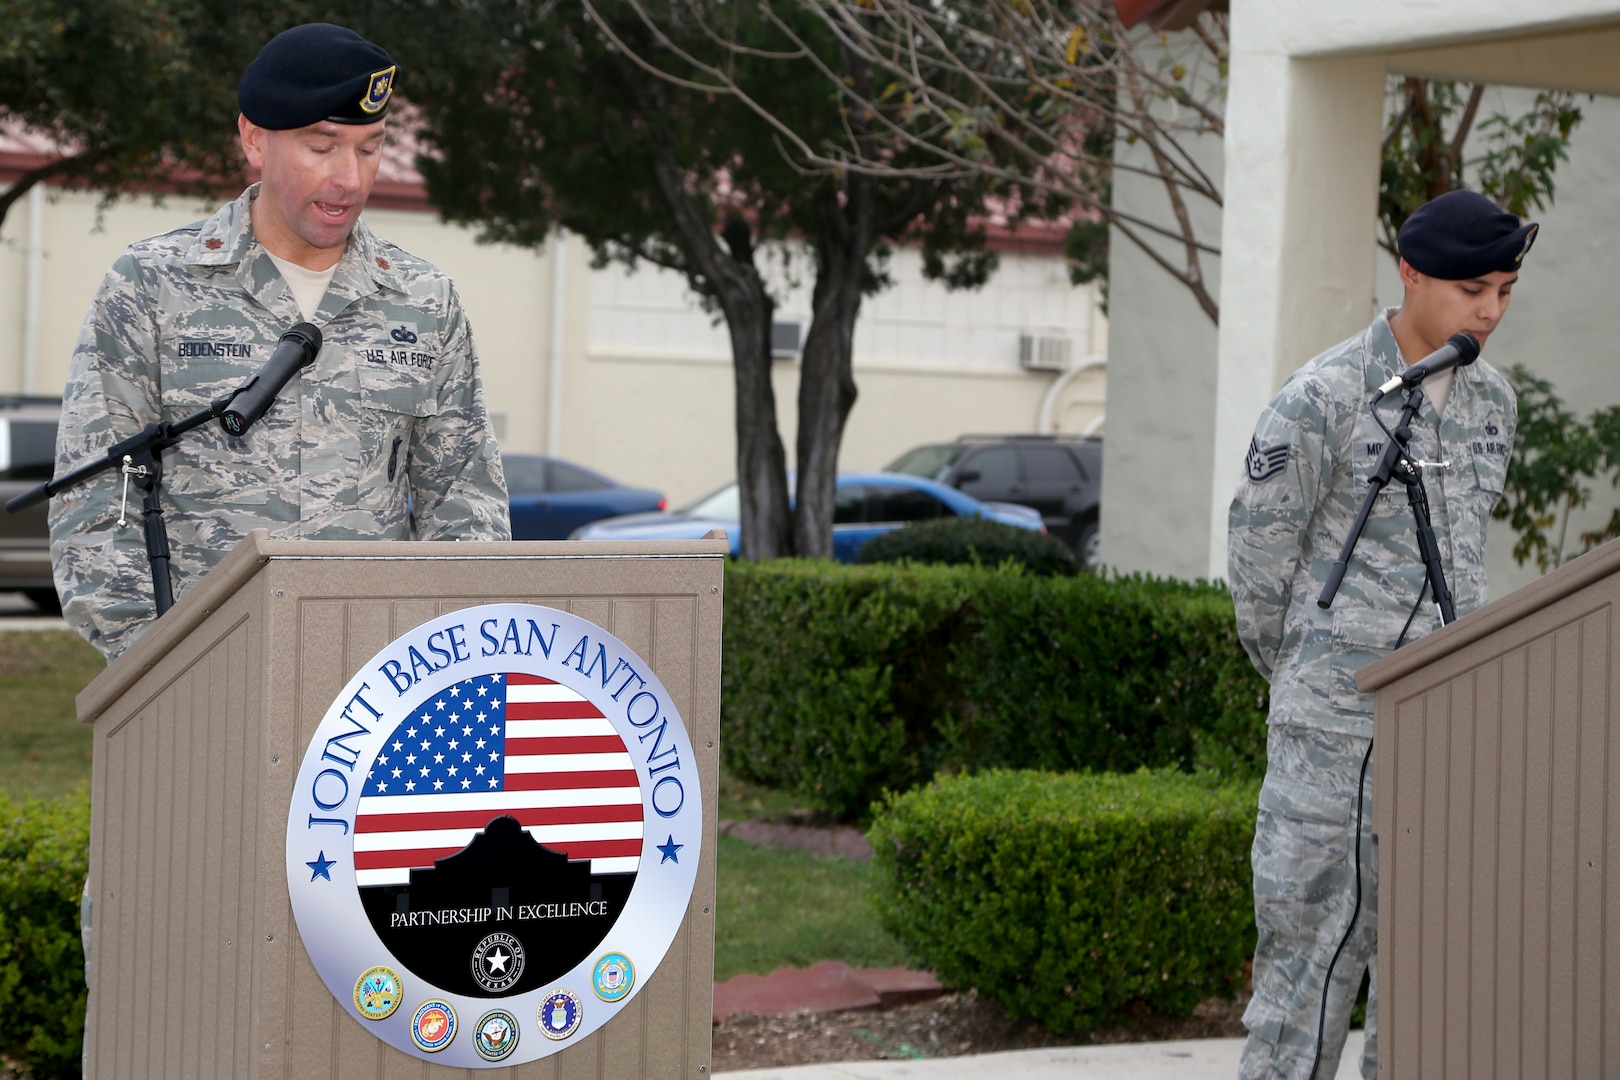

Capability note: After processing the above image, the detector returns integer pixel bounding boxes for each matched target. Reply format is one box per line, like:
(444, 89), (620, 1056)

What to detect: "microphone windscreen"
(1447, 331), (1481, 366)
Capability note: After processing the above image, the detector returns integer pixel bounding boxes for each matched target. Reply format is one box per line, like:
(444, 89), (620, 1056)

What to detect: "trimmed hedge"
(722, 561), (1267, 818)
(857, 517), (1082, 576)
(0, 788), (89, 1078)
(868, 769), (1257, 1033)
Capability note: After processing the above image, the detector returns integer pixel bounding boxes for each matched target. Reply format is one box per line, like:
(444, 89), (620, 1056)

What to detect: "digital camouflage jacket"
(1228, 311), (1516, 737)
(51, 185), (511, 660)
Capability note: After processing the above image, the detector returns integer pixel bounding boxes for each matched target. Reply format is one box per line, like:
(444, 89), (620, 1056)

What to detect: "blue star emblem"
(306, 851), (335, 881)
(657, 835), (683, 864)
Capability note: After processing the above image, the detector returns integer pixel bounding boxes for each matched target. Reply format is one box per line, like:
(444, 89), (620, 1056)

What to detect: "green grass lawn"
(713, 833), (910, 982)
(0, 630), (99, 799)
(0, 629), (908, 979)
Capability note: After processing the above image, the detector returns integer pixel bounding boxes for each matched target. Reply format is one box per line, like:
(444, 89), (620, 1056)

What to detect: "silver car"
(0, 397), (61, 612)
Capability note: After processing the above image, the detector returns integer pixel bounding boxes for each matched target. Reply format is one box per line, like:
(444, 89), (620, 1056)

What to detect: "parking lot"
(0, 591), (65, 628)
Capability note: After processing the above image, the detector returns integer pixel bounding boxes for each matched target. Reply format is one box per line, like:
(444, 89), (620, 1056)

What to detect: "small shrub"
(868, 769), (1257, 1034)
(858, 517), (1081, 576)
(722, 561), (1267, 819)
(0, 787), (90, 1077)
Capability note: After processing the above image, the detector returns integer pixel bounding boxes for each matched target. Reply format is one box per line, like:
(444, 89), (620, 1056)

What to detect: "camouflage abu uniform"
(1228, 310), (1515, 1079)
(50, 184), (512, 660)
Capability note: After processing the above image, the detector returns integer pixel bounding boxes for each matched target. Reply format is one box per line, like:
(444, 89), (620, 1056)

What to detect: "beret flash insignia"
(361, 65), (396, 115)
(1515, 223), (1539, 265)
(1246, 438), (1289, 483)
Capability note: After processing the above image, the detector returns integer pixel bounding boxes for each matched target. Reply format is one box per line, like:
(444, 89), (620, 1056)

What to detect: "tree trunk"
(643, 144), (793, 559)
(721, 220), (794, 561)
(794, 183), (873, 559)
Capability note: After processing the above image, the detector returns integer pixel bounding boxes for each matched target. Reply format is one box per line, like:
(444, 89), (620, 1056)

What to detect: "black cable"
(1306, 391), (1435, 1077)
(1306, 584), (1425, 1079)
(1307, 735), (1375, 1080)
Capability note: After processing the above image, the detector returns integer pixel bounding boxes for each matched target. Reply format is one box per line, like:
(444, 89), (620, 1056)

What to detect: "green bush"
(722, 561), (1267, 818)
(857, 517), (1081, 576)
(868, 769), (1257, 1033)
(0, 788), (89, 1077)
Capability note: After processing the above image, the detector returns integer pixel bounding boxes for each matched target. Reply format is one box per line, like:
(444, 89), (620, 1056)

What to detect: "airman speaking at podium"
(50, 23), (511, 662)
(1228, 189), (1537, 1080)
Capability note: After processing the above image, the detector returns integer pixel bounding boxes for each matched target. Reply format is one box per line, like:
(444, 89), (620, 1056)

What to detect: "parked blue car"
(504, 454), (666, 540)
(570, 471), (1045, 561)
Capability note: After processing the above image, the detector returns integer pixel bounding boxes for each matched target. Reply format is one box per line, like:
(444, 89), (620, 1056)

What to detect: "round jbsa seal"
(472, 932), (526, 993)
(286, 604), (703, 1067)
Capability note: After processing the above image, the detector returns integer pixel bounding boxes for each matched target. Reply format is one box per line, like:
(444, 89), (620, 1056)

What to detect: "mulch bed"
(712, 817), (1251, 1072)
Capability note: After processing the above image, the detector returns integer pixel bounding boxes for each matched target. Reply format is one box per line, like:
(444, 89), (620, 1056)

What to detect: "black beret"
(1397, 190), (1538, 280)
(239, 24), (397, 130)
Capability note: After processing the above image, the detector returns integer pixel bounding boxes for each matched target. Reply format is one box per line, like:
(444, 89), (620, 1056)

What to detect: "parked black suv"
(884, 435), (1104, 568)
(0, 397), (61, 611)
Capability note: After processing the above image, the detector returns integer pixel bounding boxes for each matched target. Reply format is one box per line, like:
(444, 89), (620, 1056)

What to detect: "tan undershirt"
(265, 250), (338, 322)
(1425, 368), (1454, 416)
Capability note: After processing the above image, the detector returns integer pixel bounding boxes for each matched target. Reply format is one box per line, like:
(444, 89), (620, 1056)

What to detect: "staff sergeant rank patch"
(1245, 438), (1289, 483)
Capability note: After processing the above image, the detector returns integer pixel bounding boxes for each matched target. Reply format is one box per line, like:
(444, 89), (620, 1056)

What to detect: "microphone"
(1371, 331), (1480, 403)
(220, 323), (322, 437)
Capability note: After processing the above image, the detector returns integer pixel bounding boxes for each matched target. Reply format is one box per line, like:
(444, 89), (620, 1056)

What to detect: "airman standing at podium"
(1228, 190), (1537, 1080)
(50, 23), (511, 663)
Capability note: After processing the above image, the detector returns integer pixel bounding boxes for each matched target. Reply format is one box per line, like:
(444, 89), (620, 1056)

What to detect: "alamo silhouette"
(359, 815), (637, 996)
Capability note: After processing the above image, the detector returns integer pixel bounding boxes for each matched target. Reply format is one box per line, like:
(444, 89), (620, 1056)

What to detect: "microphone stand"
(1317, 384), (1456, 627)
(6, 392), (245, 617)
(1309, 381), (1456, 1080)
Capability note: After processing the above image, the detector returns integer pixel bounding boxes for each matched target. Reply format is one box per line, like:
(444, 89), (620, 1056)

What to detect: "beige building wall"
(0, 187), (1104, 511)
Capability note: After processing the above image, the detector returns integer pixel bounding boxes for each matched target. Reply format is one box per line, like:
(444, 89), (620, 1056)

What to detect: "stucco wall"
(1096, 102), (1223, 581)
(0, 186), (1101, 514)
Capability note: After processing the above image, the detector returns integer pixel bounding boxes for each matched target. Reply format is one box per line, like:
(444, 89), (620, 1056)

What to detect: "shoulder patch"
(1245, 438), (1289, 483)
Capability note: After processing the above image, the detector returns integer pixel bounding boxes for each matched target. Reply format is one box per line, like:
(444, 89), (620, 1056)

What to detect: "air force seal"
(538, 989), (584, 1040)
(286, 604), (703, 1067)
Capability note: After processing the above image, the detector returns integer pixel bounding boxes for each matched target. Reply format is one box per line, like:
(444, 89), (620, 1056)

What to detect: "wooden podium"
(73, 530), (725, 1078)
(1359, 539), (1620, 1078)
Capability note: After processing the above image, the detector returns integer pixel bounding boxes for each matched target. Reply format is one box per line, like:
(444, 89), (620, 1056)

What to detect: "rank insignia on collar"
(1246, 438), (1289, 483)
(361, 66), (396, 115)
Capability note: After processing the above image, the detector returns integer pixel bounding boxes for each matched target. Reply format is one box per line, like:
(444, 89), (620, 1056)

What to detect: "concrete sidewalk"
(719, 1032), (1366, 1078)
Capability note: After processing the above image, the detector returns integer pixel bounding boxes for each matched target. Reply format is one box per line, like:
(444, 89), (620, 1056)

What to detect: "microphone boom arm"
(5, 389), (246, 617)
(8, 321), (319, 619)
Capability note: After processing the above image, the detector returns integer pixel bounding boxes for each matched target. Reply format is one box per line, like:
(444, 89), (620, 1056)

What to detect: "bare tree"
(1378, 79), (1583, 258)
(604, 0), (1228, 320)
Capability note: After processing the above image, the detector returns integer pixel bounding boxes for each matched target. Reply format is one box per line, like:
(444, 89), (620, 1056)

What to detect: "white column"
(1205, 44), (1386, 580)
(547, 229), (568, 457)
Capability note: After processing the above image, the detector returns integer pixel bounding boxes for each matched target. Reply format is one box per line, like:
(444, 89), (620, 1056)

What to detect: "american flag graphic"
(353, 673), (644, 887)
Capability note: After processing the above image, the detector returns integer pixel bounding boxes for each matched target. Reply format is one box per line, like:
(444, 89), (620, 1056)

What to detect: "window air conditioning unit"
(771, 320), (802, 359)
(1018, 333), (1071, 372)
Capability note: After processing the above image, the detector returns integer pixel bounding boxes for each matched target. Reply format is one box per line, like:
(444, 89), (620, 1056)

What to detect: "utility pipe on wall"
(1037, 355), (1106, 434)
(22, 185), (45, 395)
